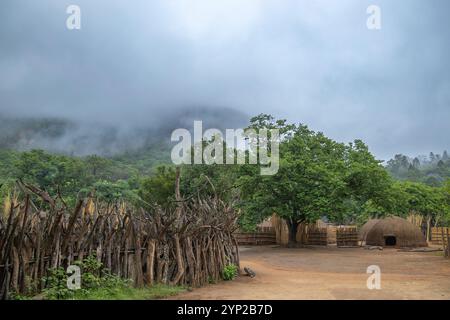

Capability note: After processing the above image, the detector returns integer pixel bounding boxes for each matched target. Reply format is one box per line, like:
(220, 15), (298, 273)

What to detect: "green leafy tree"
(239, 115), (392, 245)
(14, 150), (88, 204)
(337, 140), (393, 223)
(83, 180), (138, 203)
(138, 165), (177, 208)
(180, 163), (239, 203)
(443, 179), (450, 224)
(394, 181), (448, 236)
(85, 155), (113, 179)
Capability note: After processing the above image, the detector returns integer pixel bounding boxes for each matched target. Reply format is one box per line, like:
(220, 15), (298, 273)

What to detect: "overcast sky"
(0, 0), (449, 160)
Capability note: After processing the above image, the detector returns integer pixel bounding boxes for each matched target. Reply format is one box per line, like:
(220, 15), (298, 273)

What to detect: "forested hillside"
(0, 114), (449, 232)
(386, 152), (450, 186)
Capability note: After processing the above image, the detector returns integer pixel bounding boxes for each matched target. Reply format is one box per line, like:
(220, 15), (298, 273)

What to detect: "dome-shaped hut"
(358, 219), (380, 243)
(361, 216), (427, 248)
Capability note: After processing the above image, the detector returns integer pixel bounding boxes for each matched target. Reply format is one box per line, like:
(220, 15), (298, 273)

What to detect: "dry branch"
(0, 180), (239, 299)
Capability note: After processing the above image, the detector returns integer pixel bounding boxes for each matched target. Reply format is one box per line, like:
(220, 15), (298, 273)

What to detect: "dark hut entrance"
(384, 235), (397, 246)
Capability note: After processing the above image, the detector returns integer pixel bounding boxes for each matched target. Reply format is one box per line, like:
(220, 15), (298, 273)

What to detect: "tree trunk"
(286, 219), (299, 248)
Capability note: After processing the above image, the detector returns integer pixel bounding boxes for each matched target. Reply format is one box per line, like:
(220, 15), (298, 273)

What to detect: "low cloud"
(0, 0), (449, 159)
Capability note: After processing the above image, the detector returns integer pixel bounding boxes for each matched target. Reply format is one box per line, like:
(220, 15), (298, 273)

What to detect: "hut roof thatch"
(363, 216), (427, 248)
(358, 219), (380, 242)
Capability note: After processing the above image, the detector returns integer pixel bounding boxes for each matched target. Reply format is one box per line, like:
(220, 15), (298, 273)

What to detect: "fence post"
(446, 228), (450, 259)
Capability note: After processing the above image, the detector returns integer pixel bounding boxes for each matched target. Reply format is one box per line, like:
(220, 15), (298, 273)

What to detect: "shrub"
(222, 264), (238, 281)
(42, 267), (75, 300)
(43, 255), (130, 300)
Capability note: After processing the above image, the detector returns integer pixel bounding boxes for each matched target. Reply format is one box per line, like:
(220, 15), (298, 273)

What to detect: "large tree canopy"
(238, 114), (391, 246)
(0, 114), (448, 247)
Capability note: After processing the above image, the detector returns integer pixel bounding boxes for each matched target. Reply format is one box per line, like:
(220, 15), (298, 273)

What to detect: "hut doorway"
(384, 235), (397, 246)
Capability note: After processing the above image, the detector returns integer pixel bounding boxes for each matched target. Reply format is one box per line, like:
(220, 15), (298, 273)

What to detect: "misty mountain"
(386, 152), (450, 186)
(0, 107), (249, 157)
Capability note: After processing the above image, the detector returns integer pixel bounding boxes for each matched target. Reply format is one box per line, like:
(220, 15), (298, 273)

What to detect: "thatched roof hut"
(358, 219), (380, 242)
(361, 216), (427, 248)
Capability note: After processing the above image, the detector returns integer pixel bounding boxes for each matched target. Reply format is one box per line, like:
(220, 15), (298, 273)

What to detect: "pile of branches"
(0, 178), (239, 299)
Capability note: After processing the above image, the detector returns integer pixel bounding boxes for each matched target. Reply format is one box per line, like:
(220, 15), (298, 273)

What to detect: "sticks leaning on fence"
(442, 228), (450, 259)
(0, 179), (239, 299)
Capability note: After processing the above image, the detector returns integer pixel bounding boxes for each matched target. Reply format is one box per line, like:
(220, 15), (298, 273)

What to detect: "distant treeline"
(0, 148), (170, 206)
(0, 114), (449, 234)
(386, 151), (450, 186)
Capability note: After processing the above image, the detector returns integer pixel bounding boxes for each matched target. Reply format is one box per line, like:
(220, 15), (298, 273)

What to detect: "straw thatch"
(362, 216), (427, 248)
(271, 215), (307, 245)
(358, 219), (380, 243)
(270, 215), (352, 246)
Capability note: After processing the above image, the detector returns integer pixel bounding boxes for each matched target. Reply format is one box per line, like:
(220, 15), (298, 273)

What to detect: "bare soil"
(171, 245), (450, 300)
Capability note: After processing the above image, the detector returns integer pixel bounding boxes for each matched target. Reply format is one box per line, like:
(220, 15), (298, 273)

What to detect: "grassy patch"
(433, 251), (445, 257)
(72, 284), (186, 300)
(10, 255), (187, 300)
(35, 255), (186, 300)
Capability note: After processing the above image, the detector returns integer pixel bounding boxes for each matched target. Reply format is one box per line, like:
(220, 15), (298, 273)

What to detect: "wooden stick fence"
(336, 227), (358, 247)
(306, 227), (328, 246)
(234, 231), (276, 245)
(0, 181), (239, 299)
(441, 228), (450, 259)
(431, 227), (449, 245)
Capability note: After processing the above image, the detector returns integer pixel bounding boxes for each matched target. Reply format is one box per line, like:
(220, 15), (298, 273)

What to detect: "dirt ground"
(171, 245), (450, 300)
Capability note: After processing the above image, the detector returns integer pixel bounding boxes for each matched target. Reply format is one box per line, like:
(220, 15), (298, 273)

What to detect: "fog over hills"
(0, 107), (249, 156)
(1, 1), (449, 160)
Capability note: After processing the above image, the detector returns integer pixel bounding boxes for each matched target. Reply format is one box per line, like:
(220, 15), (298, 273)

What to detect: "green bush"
(43, 255), (130, 300)
(222, 264), (238, 281)
(42, 267), (75, 300)
(15, 254), (184, 300)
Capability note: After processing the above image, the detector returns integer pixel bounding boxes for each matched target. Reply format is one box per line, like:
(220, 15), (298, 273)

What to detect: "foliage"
(238, 114), (392, 244)
(239, 118), (343, 227)
(222, 264), (238, 281)
(81, 180), (139, 203)
(1, 114), (449, 251)
(42, 267), (75, 300)
(74, 284), (185, 300)
(180, 162), (239, 203)
(443, 179), (450, 224)
(395, 181), (448, 225)
(42, 255), (130, 299)
(15, 150), (88, 201)
(138, 165), (177, 208)
(337, 140), (393, 223)
(84, 155), (113, 179)
(386, 152), (450, 186)
(41, 262), (183, 300)
(0, 149), (142, 206)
